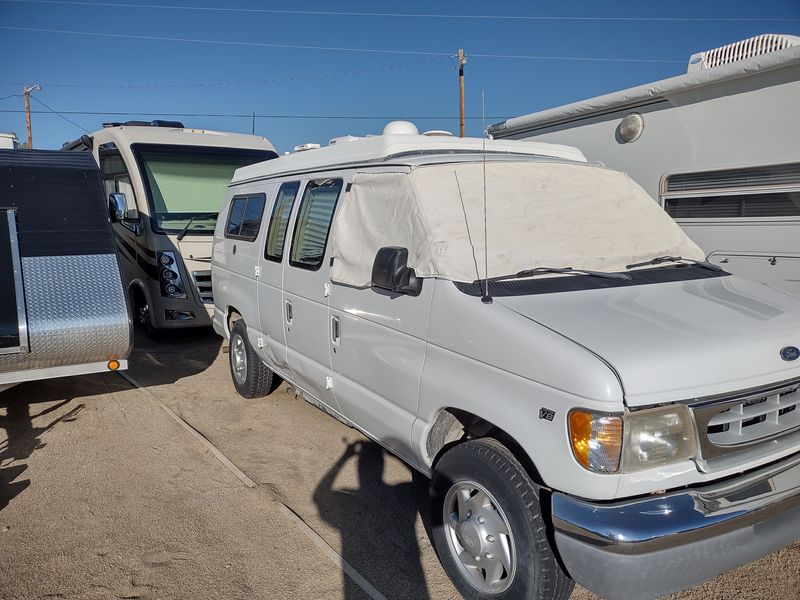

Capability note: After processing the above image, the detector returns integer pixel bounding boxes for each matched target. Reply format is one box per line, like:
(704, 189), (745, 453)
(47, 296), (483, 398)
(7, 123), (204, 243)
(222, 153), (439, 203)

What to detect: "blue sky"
(1, 0), (799, 152)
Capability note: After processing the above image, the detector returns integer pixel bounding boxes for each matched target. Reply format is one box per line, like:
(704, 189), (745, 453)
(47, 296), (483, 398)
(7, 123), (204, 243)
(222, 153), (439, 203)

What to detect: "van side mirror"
(371, 246), (423, 296)
(108, 193), (126, 222)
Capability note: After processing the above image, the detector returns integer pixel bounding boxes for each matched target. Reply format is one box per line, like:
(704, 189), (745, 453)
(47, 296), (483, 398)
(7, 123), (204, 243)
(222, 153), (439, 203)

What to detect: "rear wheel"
(430, 438), (573, 600)
(229, 319), (281, 398)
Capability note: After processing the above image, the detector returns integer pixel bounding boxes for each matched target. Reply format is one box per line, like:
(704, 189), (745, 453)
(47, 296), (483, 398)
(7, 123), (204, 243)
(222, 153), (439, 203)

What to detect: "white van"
(212, 122), (800, 600)
(64, 121), (277, 335)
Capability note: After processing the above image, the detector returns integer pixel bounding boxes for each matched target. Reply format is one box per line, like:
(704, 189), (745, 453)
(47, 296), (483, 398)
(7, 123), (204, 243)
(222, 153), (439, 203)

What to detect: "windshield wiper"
(482, 267), (631, 285)
(176, 213), (218, 241)
(625, 256), (722, 272)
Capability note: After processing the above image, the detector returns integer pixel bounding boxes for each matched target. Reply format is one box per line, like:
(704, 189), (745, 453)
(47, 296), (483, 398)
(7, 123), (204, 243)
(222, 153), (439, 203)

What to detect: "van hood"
(495, 274), (800, 407)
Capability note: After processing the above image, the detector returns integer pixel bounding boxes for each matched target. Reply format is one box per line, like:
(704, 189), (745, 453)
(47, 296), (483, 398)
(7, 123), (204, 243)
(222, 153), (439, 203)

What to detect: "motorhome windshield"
(133, 144), (272, 235)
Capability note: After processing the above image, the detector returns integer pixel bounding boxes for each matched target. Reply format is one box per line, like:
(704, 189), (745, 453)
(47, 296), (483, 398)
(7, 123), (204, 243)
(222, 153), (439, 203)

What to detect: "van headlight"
(623, 404), (696, 471)
(569, 405), (697, 474)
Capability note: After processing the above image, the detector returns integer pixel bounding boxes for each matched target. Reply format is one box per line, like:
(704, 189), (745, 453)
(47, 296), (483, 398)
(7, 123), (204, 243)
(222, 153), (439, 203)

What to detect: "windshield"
(133, 144), (274, 235)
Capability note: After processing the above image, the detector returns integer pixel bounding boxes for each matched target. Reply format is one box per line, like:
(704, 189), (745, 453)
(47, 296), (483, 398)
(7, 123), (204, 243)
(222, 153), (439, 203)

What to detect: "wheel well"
(226, 308), (243, 335)
(427, 408), (545, 487)
(129, 284), (146, 309)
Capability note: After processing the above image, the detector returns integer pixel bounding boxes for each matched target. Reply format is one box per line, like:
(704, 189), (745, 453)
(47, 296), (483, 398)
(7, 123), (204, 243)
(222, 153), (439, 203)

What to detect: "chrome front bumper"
(552, 452), (800, 599)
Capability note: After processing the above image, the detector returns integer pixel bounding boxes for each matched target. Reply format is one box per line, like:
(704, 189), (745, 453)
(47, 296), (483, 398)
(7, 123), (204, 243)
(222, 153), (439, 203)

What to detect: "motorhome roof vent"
(329, 135), (362, 145)
(422, 130), (454, 137)
(688, 34), (800, 72)
(382, 121), (419, 136)
(293, 143), (321, 152)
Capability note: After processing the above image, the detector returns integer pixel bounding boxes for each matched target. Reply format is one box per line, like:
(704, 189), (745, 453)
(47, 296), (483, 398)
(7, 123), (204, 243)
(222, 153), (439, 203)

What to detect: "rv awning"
(330, 161), (703, 287)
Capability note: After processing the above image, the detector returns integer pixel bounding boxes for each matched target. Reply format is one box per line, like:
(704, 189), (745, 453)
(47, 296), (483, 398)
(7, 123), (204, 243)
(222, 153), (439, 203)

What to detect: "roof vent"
(293, 143), (321, 152)
(687, 34), (800, 72)
(382, 121), (419, 136)
(329, 135), (361, 145)
(422, 130), (453, 137)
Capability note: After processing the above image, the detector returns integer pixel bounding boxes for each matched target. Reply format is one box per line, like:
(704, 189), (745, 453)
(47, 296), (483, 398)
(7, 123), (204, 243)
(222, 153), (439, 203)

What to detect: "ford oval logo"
(780, 346), (800, 362)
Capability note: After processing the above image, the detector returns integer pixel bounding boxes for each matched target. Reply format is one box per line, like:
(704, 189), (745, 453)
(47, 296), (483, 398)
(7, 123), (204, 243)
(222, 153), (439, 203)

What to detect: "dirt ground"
(1, 329), (798, 600)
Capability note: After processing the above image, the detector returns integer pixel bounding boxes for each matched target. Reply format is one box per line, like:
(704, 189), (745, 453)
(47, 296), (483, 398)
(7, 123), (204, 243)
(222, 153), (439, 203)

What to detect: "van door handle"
(285, 301), (293, 324)
(331, 316), (340, 343)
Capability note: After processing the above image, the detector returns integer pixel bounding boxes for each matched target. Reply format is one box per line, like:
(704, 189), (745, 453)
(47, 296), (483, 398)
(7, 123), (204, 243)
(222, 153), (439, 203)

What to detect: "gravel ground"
(1, 329), (798, 600)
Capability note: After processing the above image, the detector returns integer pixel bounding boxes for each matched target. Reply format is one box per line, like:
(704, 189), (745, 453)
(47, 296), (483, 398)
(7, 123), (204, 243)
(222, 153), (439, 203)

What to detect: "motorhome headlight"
(157, 251), (187, 299)
(568, 410), (623, 473)
(622, 405), (696, 472)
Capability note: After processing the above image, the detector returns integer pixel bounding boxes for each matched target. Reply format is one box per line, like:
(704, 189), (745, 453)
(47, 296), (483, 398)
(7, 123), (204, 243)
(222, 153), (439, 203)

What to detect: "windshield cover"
(330, 162), (706, 287)
(134, 145), (273, 235)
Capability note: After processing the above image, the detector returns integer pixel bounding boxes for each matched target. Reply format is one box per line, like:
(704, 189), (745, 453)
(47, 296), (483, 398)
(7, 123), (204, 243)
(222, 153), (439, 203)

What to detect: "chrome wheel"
(231, 332), (248, 385)
(443, 479), (516, 594)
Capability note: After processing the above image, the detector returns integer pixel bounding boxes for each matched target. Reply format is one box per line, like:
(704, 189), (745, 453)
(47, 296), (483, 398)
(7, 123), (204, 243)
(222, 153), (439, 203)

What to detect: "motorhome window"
(265, 181), (300, 262)
(225, 195), (266, 241)
(132, 145), (273, 235)
(100, 146), (137, 205)
(665, 191), (800, 219)
(289, 179), (343, 271)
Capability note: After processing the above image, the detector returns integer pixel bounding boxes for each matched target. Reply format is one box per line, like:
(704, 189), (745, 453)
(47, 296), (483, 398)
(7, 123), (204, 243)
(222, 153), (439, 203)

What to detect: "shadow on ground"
(127, 326), (223, 388)
(0, 395), (85, 513)
(313, 440), (432, 600)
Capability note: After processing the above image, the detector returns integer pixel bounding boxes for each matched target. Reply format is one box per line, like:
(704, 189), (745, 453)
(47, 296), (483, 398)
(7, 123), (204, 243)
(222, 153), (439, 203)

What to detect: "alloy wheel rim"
(231, 333), (248, 385)
(443, 479), (516, 594)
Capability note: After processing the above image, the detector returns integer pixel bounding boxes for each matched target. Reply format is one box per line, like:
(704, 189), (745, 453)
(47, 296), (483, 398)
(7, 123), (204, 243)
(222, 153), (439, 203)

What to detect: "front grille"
(191, 270), (213, 304)
(692, 380), (800, 460)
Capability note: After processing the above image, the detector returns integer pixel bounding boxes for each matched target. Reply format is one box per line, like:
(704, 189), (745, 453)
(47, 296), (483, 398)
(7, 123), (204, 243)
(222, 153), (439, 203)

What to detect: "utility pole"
(458, 49), (467, 138)
(23, 84), (42, 149)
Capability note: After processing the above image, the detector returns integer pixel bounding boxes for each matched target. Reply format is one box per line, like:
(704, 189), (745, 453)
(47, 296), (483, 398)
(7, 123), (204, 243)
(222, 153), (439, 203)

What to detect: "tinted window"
(265, 182), (300, 262)
(225, 195), (266, 241)
(289, 179), (343, 270)
(665, 191), (800, 219)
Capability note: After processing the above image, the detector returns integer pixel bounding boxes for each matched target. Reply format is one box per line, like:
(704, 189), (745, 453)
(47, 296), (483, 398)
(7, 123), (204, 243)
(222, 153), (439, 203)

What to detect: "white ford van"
(212, 122), (800, 600)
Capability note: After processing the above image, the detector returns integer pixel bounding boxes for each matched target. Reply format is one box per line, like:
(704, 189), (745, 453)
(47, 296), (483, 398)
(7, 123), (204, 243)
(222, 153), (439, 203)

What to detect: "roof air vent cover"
(688, 34), (800, 72)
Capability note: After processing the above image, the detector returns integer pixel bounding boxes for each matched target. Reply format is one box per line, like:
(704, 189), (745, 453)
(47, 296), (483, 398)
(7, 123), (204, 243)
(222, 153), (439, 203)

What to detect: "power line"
(0, 109), (510, 120)
(0, 57), (447, 89)
(4, 0), (799, 22)
(0, 26), (686, 63)
(0, 94), (21, 102)
(27, 95), (91, 132)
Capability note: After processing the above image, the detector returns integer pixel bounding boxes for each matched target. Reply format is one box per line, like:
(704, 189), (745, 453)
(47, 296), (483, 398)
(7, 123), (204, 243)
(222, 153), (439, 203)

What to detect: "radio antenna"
(480, 90), (492, 304)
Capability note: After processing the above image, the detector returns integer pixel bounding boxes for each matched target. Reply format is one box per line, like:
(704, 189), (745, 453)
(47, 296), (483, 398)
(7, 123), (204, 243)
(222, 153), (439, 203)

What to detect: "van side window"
(265, 181), (300, 262)
(289, 179), (343, 271)
(225, 195), (266, 241)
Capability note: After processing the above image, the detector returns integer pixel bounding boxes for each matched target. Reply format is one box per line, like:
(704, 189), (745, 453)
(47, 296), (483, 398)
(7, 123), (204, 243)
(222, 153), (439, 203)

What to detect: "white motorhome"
(0, 133), (19, 149)
(212, 122), (800, 600)
(1, 150), (130, 392)
(489, 34), (800, 296)
(64, 121), (277, 334)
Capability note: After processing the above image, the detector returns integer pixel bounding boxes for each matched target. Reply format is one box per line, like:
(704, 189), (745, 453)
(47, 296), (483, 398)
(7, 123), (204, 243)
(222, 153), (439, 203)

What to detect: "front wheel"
(430, 438), (573, 600)
(228, 319), (281, 399)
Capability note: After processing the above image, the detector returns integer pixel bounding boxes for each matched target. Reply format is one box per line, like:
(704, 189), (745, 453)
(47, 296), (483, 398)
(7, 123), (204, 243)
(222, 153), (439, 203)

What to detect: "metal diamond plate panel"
(0, 254), (131, 373)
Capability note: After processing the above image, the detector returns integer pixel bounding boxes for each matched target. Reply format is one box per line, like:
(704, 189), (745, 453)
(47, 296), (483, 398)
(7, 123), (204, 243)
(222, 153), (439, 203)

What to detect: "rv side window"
(225, 195), (266, 242)
(99, 144), (137, 206)
(265, 181), (300, 262)
(664, 192), (800, 219)
(289, 178), (343, 271)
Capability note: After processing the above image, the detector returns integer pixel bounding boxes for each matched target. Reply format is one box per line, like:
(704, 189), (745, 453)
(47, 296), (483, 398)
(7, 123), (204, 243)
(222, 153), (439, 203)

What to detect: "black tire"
(132, 291), (162, 342)
(228, 319), (281, 399)
(430, 438), (573, 600)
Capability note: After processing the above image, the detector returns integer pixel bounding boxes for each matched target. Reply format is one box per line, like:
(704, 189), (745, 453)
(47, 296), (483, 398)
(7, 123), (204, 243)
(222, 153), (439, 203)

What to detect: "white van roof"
(231, 122), (587, 184)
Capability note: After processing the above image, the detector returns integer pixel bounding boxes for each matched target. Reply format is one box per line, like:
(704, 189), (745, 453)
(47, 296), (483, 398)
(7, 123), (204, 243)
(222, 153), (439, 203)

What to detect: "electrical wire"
(0, 26), (686, 63)
(0, 57), (447, 89)
(4, 0), (799, 22)
(0, 109), (509, 121)
(27, 95), (90, 132)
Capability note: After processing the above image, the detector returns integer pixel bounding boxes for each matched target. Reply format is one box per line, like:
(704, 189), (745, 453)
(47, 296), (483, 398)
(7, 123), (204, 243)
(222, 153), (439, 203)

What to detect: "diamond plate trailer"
(0, 150), (132, 392)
